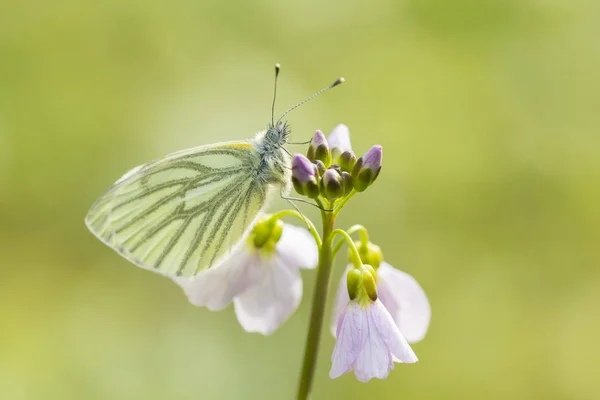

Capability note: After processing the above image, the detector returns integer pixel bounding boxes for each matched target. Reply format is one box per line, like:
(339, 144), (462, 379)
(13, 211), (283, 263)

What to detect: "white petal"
(371, 300), (417, 364)
(233, 254), (303, 335)
(377, 262), (431, 343)
(327, 124), (352, 152)
(276, 224), (318, 269)
(352, 302), (395, 382)
(330, 266), (352, 337)
(329, 303), (368, 379)
(172, 249), (260, 311)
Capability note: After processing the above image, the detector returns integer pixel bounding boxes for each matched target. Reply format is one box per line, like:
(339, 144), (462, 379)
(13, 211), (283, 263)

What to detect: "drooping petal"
(354, 304), (394, 382)
(329, 302), (368, 379)
(330, 266), (352, 336)
(233, 254), (303, 335)
(377, 262), (431, 343)
(276, 224), (318, 270)
(370, 299), (418, 364)
(173, 249), (260, 311)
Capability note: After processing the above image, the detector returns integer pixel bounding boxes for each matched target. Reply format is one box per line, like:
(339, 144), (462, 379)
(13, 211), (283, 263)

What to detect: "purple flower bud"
(313, 159), (327, 176)
(341, 171), (353, 196)
(292, 154), (319, 198)
(320, 168), (344, 201)
(352, 145), (382, 192)
(339, 151), (357, 173)
(306, 130), (331, 166)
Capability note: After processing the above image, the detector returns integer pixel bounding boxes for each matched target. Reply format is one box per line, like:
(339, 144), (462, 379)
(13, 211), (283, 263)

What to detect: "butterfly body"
(86, 121), (291, 277)
(254, 121), (292, 187)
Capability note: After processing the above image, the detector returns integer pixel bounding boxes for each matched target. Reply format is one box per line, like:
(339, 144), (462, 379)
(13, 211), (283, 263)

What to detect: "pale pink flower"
(332, 262), (431, 343)
(330, 299), (417, 382)
(174, 224), (317, 335)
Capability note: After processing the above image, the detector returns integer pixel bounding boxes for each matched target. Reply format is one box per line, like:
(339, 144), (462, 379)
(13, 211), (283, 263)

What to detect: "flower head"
(174, 217), (318, 335)
(330, 265), (417, 382)
(332, 262), (431, 343)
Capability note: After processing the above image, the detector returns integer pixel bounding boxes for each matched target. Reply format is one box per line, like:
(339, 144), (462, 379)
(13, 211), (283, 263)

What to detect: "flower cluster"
(292, 124), (382, 203)
(174, 124), (430, 388)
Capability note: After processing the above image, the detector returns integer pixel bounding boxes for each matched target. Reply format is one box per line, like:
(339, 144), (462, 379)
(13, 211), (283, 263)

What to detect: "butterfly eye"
(267, 129), (280, 142)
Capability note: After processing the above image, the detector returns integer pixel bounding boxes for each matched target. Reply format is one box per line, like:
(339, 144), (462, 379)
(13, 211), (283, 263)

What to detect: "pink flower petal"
(233, 254), (303, 335)
(378, 262), (431, 343)
(329, 303), (368, 379)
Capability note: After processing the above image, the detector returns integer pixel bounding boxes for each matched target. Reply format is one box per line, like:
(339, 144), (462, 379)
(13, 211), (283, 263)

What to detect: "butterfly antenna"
(271, 63), (281, 126)
(277, 77), (345, 124)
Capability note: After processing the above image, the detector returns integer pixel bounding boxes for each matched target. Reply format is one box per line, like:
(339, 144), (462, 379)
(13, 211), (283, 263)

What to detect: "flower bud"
(313, 159), (326, 176)
(352, 145), (382, 192)
(355, 241), (383, 269)
(338, 150), (357, 173)
(320, 168), (344, 201)
(346, 268), (362, 300)
(341, 171), (353, 196)
(361, 265), (378, 302)
(306, 130), (331, 166)
(292, 154), (320, 198)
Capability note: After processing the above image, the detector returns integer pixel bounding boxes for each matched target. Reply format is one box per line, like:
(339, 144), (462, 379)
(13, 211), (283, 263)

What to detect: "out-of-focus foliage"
(1, 0), (599, 399)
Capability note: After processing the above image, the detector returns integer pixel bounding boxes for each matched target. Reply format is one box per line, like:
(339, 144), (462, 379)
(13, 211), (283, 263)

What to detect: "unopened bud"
(306, 130), (331, 166)
(320, 168), (344, 201)
(313, 159), (326, 176)
(341, 171), (353, 196)
(352, 145), (382, 192)
(356, 241), (383, 269)
(292, 154), (319, 198)
(338, 150), (357, 173)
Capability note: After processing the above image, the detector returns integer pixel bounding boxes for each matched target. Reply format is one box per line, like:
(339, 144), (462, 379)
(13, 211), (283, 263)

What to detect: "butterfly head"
(265, 120), (291, 146)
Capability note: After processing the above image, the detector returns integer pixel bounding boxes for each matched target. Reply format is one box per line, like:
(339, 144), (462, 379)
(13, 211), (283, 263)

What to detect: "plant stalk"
(296, 209), (335, 399)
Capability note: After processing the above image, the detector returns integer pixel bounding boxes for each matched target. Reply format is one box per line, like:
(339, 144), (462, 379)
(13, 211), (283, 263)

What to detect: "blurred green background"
(1, 0), (599, 399)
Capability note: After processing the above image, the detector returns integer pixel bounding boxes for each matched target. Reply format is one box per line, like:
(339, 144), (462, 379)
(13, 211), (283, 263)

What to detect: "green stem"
(296, 209), (335, 400)
(347, 224), (369, 245)
(270, 209), (322, 247)
(330, 229), (363, 269)
(331, 224), (369, 261)
(332, 189), (356, 217)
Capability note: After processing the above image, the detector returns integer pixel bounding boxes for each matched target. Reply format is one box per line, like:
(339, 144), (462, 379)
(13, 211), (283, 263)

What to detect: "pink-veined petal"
(330, 266), (352, 336)
(353, 301), (397, 382)
(371, 300), (418, 364)
(330, 303), (368, 379)
(233, 254), (303, 335)
(173, 249), (260, 311)
(377, 262), (431, 343)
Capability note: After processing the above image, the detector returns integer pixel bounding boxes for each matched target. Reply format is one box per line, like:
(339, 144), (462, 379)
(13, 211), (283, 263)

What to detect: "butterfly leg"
(280, 195), (333, 212)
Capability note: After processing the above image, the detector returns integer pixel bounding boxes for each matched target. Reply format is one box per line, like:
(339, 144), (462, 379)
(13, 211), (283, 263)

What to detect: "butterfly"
(85, 65), (344, 277)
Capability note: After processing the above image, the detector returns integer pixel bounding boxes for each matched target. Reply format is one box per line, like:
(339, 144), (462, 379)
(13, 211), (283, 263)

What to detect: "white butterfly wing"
(85, 141), (270, 277)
